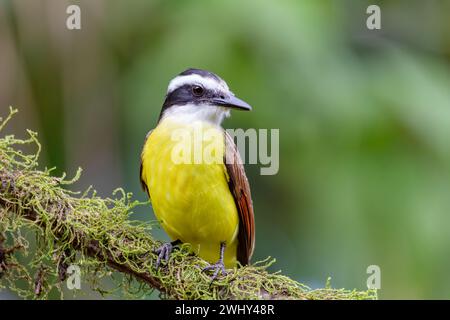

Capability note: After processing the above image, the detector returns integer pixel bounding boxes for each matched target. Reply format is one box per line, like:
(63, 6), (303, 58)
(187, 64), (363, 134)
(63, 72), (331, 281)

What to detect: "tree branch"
(0, 108), (376, 300)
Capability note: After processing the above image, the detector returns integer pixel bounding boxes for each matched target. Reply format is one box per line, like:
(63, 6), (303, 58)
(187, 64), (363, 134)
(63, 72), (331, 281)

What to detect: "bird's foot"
(202, 260), (227, 281)
(153, 242), (174, 270)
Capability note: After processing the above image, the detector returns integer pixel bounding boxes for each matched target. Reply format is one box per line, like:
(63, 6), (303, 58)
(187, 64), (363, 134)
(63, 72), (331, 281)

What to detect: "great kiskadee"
(140, 68), (255, 278)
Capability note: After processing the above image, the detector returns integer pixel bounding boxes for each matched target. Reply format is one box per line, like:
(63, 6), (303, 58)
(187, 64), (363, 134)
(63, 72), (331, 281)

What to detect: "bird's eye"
(192, 85), (204, 97)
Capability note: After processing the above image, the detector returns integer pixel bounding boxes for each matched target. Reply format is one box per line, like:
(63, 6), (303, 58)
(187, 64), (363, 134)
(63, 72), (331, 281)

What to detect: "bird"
(140, 68), (255, 279)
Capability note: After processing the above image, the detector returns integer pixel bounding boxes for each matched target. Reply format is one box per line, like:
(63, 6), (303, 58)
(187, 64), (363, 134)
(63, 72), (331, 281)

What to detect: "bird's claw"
(202, 261), (227, 281)
(153, 242), (173, 270)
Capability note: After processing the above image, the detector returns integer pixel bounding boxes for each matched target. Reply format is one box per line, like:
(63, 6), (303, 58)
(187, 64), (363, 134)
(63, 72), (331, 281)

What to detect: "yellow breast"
(141, 118), (239, 267)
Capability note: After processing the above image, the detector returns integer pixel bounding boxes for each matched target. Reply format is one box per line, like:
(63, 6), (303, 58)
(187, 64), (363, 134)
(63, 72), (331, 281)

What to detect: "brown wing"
(139, 130), (153, 193)
(224, 131), (255, 265)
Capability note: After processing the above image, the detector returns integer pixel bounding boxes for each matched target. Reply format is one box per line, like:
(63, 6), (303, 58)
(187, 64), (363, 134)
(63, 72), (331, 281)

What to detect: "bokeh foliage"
(1, 0), (450, 299)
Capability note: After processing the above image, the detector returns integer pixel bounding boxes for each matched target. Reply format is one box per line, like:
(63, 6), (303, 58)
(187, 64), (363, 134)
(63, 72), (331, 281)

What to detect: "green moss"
(0, 107), (376, 300)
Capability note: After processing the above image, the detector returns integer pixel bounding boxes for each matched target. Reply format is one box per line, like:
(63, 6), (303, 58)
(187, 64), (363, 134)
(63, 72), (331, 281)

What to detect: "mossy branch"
(0, 108), (376, 300)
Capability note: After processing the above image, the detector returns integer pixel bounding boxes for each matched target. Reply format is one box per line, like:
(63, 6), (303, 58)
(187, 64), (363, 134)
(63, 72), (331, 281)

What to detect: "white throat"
(161, 103), (230, 126)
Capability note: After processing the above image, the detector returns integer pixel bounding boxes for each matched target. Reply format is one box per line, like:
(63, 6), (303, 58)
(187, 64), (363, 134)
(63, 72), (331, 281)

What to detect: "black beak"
(212, 95), (252, 111)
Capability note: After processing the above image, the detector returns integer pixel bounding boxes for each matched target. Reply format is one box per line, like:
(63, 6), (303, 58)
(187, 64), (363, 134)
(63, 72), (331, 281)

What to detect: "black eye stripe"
(159, 84), (228, 121)
(162, 84), (206, 110)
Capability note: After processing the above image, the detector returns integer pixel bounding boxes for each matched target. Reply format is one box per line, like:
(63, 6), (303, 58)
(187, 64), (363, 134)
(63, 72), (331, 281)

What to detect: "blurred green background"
(1, 0), (450, 299)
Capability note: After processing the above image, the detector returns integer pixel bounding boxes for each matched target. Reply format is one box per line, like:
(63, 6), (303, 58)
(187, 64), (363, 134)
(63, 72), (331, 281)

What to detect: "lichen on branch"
(0, 107), (376, 300)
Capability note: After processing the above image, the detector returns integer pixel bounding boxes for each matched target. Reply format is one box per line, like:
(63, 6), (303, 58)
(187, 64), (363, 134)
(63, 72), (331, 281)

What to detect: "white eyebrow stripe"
(167, 74), (229, 93)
